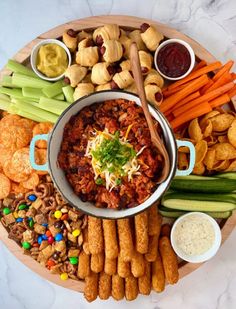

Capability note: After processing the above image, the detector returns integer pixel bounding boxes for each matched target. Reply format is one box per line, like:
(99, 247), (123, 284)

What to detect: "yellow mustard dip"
(36, 43), (68, 78)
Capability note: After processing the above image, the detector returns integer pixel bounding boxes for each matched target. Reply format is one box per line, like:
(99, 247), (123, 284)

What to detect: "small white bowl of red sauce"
(154, 39), (195, 81)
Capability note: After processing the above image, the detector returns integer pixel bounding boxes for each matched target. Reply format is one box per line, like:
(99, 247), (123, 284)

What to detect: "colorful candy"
(69, 257), (78, 265)
(47, 260), (56, 268)
(22, 241), (31, 249)
(37, 236), (43, 244)
(60, 273), (68, 281)
(18, 204), (27, 210)
(28, 194), (37, 202)
(29, 219), (34, 228)
(72, 229), (81, 237)
(55, 233), (63, 242)
(46, 230), (52, 237)
(3, 207), (11, 215)
(54, 210), (62, 219)
(42, 234), (48, 240)
(13, 211), (18, 218)
(16, 218), (23, 223)
(48, 236), (54, 244)
(42, 223), (48, 227)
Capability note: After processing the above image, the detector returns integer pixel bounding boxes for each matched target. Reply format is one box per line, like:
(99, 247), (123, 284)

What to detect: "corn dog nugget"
(160, 223), (171, 238)
(103, 219), (119, 259)
(145, 234), (158, 262)
(131, 251), (145, 278)
(152, 252), (165, 292)
(78, 250), (90, 279)
(135, 211), (148, 254)
(117, 255), (131, 278)
(84, 271), (98, 302)
(104, 257), (117, 275)
(148, 204), (162, 236)
(91, 252), (104, 273)
(125, 275), (138, 301)
(99, 271), (111, 300)
(88, 216), (104, 254)
(159, 236), (179, 284)
(82, 227), (90, 255)
(117, 218), (134, 262)
(112, 274), (125, 300)
(138, 260), (151, 295)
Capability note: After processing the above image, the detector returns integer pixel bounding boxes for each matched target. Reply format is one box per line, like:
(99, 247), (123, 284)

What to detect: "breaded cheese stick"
(99, 271), (111, 300)
(131, 251), (145, 278)
(104, 257), (117, 275)
(78, 250), (90, 279)
(125, 275), (138, 301)
(88, 216), (104, 254)
(159, 236), (179, 284)
(145, 234), (158, 262)
(148, 204), (162, 236)
(117, 218), (134, 262)
(160, 223), (171, 238)
(135, 211), (148, 254)
(103, 219), (119, 259)
(84, 271), (98, 302)
(138, 260), (151, 295)
(152, 252), (165, 292)
(117, 255), (131, 278)
(112, 274), (125, 300)
(91, 252), (104, 273)
(82, 227), (90, 255)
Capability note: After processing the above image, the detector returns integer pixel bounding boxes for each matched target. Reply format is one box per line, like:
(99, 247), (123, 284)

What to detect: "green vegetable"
(0, 87), (24, 99)
(39, 97), (70, 115)
(215, 172), (236, 180)
(95, 178), (104, 185)
(0, 75), (20, 88)
(54, 93), (65, 100)
(22, 87), (44, 99)
(174, 175), (216, 180)
(62, 85), (74, 103)
(0, 93), (10, 101)
(12, 72), (51, 88)
(8, 104), (46, 122)
(7, 59), (38, 78)
(42, 80), (65, 98)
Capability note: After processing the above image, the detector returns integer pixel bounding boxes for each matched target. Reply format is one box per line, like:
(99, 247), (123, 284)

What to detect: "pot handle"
(175, 140), (195, 176)
(29, 134), (49, 171)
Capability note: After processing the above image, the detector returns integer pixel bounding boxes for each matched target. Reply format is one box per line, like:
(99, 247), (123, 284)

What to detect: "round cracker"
(3, 160), (29, 183)
(11, 147), (33, 175)
(11, 182), (29, 194)
(33, 122), (53, 149)
(0, 124), (32, 150)
(0, 145), (15, 169)
(21, 172), (39, 189)
(0, 173), (11, 199)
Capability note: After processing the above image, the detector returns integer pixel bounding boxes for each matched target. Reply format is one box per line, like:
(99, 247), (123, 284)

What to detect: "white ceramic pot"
(30, 91), (195, 219)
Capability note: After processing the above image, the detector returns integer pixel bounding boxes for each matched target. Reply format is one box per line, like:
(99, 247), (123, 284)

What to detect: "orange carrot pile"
(161, 60), (236, 130)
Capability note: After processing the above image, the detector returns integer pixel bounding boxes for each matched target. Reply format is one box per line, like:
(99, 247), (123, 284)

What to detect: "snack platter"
(0, 15), (236, 300)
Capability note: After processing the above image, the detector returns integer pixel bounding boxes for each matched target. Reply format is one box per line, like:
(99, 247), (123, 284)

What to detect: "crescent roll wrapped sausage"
(73, 83), (94, 100)
(78, 30), (92, 42)
(119, 35), (132, 58)
(64, 64), (87, 87)
(125, 83), (137, 94)
(138, 51), (153, 75)
(62, 29), (78, 52)
(91, 62), (114, 85)
(93, 24), (120, 45)
(101, 40), (123, 63)
(145, 84), (163, 107)
(144, 69), (164, 88)
(129, 29), (147, 51)
(95, 83), (112, 91)
(112, 70), (134, 89)
(76, 46), (99, 67)
(140, 23), (164, 51)
(120, 60), (131, 71)
(78, 38), (93, 50)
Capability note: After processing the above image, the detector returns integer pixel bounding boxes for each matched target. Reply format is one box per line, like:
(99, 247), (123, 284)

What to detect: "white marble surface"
(0, 0), (236, 308)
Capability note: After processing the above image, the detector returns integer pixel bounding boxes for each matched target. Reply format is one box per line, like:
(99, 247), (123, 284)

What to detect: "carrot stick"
(170, 102), (212, 130)
(163, 83), (186, 97)
(228, 85), (236, 98)
(160, 75), (209, 113)
(209, 94), (230, 108)
(167, 61), (222, 90)
(172, 91), (200, 110)
(231, 73), (236, 80)
(166, 114), (174, 122)
(192, 60), (207, 72)
(212, 60), (234, 81)
(205, 72), (232, 94)
(200, 80), (214, 94)
(172, 82), (234, 117)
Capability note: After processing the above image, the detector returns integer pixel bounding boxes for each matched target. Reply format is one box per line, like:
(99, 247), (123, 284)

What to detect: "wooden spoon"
(130, 43), (170, 183)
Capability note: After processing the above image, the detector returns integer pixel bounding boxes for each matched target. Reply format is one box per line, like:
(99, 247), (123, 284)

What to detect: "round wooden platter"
(0, 15), (236, 293)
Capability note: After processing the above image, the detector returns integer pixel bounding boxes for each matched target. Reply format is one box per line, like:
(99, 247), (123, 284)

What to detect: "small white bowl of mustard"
(30, 39), (71, 81)
(171, 212), (222, 263)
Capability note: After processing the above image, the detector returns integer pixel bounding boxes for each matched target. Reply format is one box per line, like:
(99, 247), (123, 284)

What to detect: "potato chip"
(0, 124), (32, 151)
(203, 149), (216, 170)
(33, 122), (53, 149)
(188, 118), (203, 142)
(228, 119), (236, 148)
(204, 136), (218, 146)
(199, 110), (220, 127)
(193, 162), (205, 175)
(35, 148), (48, 175)
(0, 173), (11, 199)
(210, 114), (234, 132)
(226, 160), (236, 171)
(213, 160), (230, 171)
(178, 152), (189, 170)
(212, 143), (236, 160)
(218, 135), (229, 143)
(3, 160), (29, 183)
(201, 120), (212, 138)
(21, 172), (39, 189)
(11, 147), (33, 175)
(195, 140), (208, 164)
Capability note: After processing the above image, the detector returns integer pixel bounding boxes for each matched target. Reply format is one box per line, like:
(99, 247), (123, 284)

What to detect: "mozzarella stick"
(88, 216), (104, 254)
(104, 257), (117, 275)
(82, 227), (90, 255)
(152, 252), (165, 292)
(99, 271), (111, 300)
(112, 274), (125, 300)
(160, 223), (171, 238)
(131, 251), (145, 278)
(91, 252), (104, 273)
(103, 219), (119, 259)
(84, 271), (98, 302)
(125, 275), (139, 301)
(117, 255), (131, 278)
(159, 236), (179, 284)
(148, 204), (162, 236)
(117, 218), (134, 262)
(138, 260), (151, 295)
(145, 234), (158, 262)
(135, 211), (148, 254)
(78, 250), (90, 279)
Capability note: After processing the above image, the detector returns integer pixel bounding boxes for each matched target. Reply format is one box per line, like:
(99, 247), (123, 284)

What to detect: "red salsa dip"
(156, 42), (191, 78)
(58, 99), (163, 209)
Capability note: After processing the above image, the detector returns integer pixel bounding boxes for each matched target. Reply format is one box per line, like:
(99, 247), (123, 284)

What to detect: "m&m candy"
(3, 208), (11, 215)
(38, 236), (43, 244)
(16, 218), (23, 223)
(42, 234), (48, 240)
(72, 229), (81, 237)
(48, 236), (54, 244)
(69, 257), (78, 265)
(18, 204), (27, 210)
(55, 233), (63, 242)
(54, 210), (62, 219)
(60, 273), (68, 281)
(28, 194), (37, 202)
(22, 242), (31, 250)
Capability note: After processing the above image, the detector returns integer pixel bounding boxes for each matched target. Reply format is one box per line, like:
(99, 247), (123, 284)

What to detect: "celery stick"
(42, 80), (64, 98)
(0, 87), (24, 99)
(12, 73), (51, 89)
(39, 97), (70, 115)
(22, 87), (43, 99)
(54, 93), (65, 100)
(0, 93), (10, 101)
(7, 59), (38, 78)
(0, 75), (20, 88)
(0, 98), (10, 111)
(62, 85), (74, 103)
(8, 104), (47, 122)
(14, 100), (58, 123)
(11, 98), (39, 107)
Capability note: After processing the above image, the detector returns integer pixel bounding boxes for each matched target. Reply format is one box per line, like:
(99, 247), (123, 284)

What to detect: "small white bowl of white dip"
(171, 212), (222, 263)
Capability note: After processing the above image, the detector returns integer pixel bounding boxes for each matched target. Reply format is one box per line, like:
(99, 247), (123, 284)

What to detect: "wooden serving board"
(0, 15), (236, 293)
